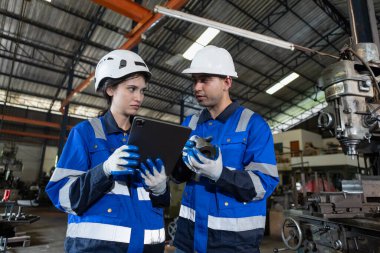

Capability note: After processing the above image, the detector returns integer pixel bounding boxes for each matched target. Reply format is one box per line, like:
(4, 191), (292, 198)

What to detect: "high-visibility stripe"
(137, 187), (150, 200)
(144, 228), (165, 244)
(50, 168), (85, 182)
(245, 162), (278, 177)
(188, 113), (201, 130)
(235, 108), (254, 132)
(59, 177), (77, 214)
(180, 205), (266, 232)
(179, 205), (196, 222)
(247, 171), (266, 200)
(208, 215), (266, 232)
(67, 222), (131, 243)
(67, 223), (164, 244)
(108, 181), (130, 196)
(89, 118), (106, 140)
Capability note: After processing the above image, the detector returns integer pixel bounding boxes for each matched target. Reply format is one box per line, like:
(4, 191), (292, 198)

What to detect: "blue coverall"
(172, 101), (279, 253)
(46, 111), (170, 253)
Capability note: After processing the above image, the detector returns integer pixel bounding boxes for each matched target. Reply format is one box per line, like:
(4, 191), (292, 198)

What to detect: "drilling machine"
(277, 0), (380, 252)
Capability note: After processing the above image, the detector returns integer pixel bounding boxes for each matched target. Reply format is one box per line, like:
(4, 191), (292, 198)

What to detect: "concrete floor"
(5, 207), (285, 253)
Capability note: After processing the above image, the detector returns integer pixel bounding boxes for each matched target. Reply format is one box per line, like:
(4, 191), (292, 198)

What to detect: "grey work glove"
(139, 158), (167, 195)
(103, 145), (140, 177)
(188, 147), (223, 181)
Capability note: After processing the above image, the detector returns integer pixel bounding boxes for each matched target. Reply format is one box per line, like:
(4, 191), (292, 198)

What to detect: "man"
(172, 45), (279, 253)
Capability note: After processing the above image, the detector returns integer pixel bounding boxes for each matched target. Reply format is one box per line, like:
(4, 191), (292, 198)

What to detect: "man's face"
(107, 75), (147, 117)
(192, 74), (230, 107)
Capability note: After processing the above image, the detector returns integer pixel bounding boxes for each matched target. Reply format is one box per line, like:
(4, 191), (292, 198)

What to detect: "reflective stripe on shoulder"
(208, 215), (266, 232)
(235, 108), (254, 132)
(247, 171), (266, 200)
(179, 205), (196, 222)
(89, 118), (106, 140)
(188, 112), (201, 130)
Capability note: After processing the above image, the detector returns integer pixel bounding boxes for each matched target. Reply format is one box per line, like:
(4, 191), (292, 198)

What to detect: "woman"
(46, 49), (169, 253)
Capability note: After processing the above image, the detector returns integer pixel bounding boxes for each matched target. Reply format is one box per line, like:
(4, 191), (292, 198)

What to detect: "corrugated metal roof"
(0, 0), (379, 131)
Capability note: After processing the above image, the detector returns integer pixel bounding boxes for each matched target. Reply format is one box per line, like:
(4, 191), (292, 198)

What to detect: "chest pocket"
(88, 140), (112, 168)
(220, 132), (247, 169)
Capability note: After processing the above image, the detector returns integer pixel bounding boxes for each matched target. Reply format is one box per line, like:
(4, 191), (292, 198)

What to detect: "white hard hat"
(182, 45), (238, 78)
(94, 49), (151, 92)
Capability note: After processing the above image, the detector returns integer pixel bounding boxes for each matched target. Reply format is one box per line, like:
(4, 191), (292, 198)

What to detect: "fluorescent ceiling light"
(183, 43), (204, 60)
(183, 27), (220, 60)
(266, 72), (299, 95)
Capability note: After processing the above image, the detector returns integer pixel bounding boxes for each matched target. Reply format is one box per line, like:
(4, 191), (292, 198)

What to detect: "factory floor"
(5, 206), (285, 253)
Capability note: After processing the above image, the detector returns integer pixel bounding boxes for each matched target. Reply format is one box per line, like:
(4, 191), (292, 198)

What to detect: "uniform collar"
(103, 110), (133, 134)
(198, 101), (240, 124)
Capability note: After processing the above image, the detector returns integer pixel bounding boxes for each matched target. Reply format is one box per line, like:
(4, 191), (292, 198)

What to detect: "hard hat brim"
(182, 67), (238, 78)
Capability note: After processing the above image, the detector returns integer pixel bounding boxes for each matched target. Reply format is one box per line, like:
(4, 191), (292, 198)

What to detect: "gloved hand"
(103, 145), (140, 177)
(139, 158), (167, 195)
(182, 136), (197, 172)
(182, 135), (214, 173)
(188, 147), (223, 181)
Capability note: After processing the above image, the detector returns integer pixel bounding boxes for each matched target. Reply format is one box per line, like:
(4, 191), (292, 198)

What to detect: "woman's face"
(107, 75), (147, 117)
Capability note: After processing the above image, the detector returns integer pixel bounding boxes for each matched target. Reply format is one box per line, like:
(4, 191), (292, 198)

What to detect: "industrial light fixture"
(266, 72), (300, 95)
(183, 27), (220, 60)
(44, 0), (52, 2)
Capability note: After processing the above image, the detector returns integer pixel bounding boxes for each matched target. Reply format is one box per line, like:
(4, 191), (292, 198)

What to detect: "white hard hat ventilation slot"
(135, 61), (147, 68)
(119, 60), (127, 69)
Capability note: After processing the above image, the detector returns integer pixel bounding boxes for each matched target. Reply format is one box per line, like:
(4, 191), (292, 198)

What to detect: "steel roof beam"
(0, 129), (60, 140)
(0, 8), (110, 52)
(91, 0), (151, 23)
(44, 0), (128, 35)
(60, 0), (189, 112)
(0, 32), (95, 66)
(312, 0), (351, 33)
(0, 114), (73, 130)
(49, 6), (106, 112)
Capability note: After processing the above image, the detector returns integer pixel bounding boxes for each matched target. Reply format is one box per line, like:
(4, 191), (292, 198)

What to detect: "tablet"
(128, 116), (192, 175)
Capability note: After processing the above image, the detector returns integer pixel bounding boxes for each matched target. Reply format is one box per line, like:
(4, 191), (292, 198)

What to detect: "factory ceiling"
(1, 0), (380, 137)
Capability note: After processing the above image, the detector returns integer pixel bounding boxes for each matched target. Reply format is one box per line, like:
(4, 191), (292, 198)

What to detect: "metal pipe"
(0, 129), (59, 140)
(154, 6), (295, 51)
(347, 0), (376, 45)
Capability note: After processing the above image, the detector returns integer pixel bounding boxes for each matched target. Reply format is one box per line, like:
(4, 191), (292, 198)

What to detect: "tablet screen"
(128, 117), (192, 175)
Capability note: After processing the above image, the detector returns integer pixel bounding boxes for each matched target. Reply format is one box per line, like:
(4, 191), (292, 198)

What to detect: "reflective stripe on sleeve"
(50, 168), (85, 182)
(235, 108), (254, 132)
(208, 215), (266, 232)
(67, 222), (131, 243)
(144, 228), (165, 244)
(245, 162), (278, 177)
(247, 171), (266, 200)
(59, 177), (77, 214)
(179, 205), (196, 222)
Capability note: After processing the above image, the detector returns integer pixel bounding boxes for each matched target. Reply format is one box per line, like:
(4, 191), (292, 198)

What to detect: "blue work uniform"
(172, 102), (279, 253)
(46, 111), (170, 253)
